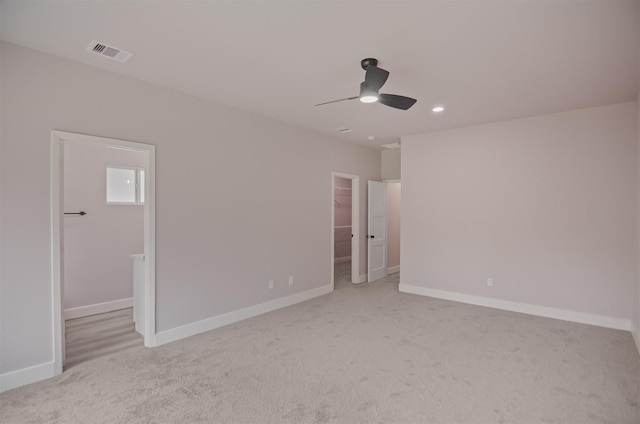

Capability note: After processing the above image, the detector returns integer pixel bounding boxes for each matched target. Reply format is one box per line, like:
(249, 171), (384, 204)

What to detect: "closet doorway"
(385, 181), (401, 275)
(332, 172), (360, 288)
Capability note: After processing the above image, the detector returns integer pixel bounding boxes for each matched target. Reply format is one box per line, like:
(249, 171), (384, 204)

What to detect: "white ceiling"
(1, 1), (638, 149)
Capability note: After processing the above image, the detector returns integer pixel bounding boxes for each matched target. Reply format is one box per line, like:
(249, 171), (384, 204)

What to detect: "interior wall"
(635, 91), (640, 346)
(334, 176), (352, 262)
(635, 9), (640, 350)
(63, 142), (144, 311)
(0, 42), (381, 376)
(401, 102), (637, 321)
(381, 149), (401, 180)
(386, 182), (401, 270)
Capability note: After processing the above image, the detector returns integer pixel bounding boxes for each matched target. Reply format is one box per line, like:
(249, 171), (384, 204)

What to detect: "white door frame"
(50, 130), (157, 376)
(383, 179), (401, 274)
(331, 172), (360, 287)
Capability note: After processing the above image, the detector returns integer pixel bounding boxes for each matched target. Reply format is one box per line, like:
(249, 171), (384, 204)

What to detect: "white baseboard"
(334, 256), (351, 264)
(388, 265), (400, 274)
(347, 274), (367, 284)
(65, 297), (133, 320)
(154, 284), (333, 347)
(0, 361), (55, 393)
(399, 284), (631, 331)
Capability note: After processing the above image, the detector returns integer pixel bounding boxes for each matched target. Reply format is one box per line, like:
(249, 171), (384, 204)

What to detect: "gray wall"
(401, 102), (637, 320)
(634, 7), (640, 350)
(0, 42), (380, 374)
(381, 149), (401, 181)
(636, 91), (640, 345)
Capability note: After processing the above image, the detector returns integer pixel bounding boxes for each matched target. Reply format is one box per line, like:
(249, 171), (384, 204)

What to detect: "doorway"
(331, 172), (360, 288)
(51, 131), (156, 376)
(385, 181), (401, 275)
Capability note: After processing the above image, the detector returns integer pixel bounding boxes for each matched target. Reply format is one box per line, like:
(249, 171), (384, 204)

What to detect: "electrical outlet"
(487, 277), (493, 287)
(269, 280), (274, 289)
(288, 275), (294, 285)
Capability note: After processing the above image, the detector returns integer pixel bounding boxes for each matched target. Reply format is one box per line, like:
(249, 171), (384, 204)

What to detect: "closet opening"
(386, 181), (401, 275)
(331, 172), (360, 288)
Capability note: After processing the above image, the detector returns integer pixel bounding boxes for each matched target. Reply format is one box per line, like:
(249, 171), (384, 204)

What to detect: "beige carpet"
(1, 268), (639, 423)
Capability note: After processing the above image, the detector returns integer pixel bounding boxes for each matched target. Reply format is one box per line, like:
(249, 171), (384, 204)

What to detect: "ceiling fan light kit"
(316, 58), (417, 110)
(359, 82), (379, 103)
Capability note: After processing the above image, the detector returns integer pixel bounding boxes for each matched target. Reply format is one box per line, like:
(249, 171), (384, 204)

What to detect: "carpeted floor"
(1, 267), (639, 423)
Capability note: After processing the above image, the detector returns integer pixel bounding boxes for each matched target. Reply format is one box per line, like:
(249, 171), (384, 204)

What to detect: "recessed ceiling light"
(432, 105), (445, 113)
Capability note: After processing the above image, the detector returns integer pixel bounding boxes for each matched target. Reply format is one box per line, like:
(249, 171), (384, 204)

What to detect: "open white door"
(367, 180), (387, 282)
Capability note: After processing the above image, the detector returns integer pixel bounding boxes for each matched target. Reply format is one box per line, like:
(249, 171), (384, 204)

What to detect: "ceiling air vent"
(86, 40), (133, 63)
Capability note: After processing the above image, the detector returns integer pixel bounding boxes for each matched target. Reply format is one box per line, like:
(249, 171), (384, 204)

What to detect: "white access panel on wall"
(367, 180), (387, 282)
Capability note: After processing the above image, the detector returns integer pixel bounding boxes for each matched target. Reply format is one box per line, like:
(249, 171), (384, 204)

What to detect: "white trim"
(0, 361), (55, 393)
(64, 298), (133, 320)
(143, 144), (157, 347)
(349, 274), (367, 285)
(388, 265), (400, 274)
(351, 177), (360, 284)
(155, 284), (333, 346)
(51, 130), (157, 373)
(50, 137), (64, 376)
(399, 284), (631, 331)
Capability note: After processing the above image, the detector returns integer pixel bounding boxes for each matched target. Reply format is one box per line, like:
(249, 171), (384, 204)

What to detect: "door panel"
(367, 181), (387, 282)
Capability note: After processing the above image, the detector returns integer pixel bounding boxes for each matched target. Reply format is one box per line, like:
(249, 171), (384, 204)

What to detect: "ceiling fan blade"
(364, 65), (389, 91)
(315, 96), (358, 107)
(378, 93), (417, 110)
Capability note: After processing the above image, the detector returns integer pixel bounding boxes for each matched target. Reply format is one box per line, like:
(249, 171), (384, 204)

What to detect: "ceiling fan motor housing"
(361, 58), (378, 70)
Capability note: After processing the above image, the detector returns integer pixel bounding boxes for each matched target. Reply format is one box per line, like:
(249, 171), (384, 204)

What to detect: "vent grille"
(86, 40), (133, 63)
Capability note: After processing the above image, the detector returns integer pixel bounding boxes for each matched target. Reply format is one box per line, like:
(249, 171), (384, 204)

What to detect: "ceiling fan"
(316, 58), (417, 110)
